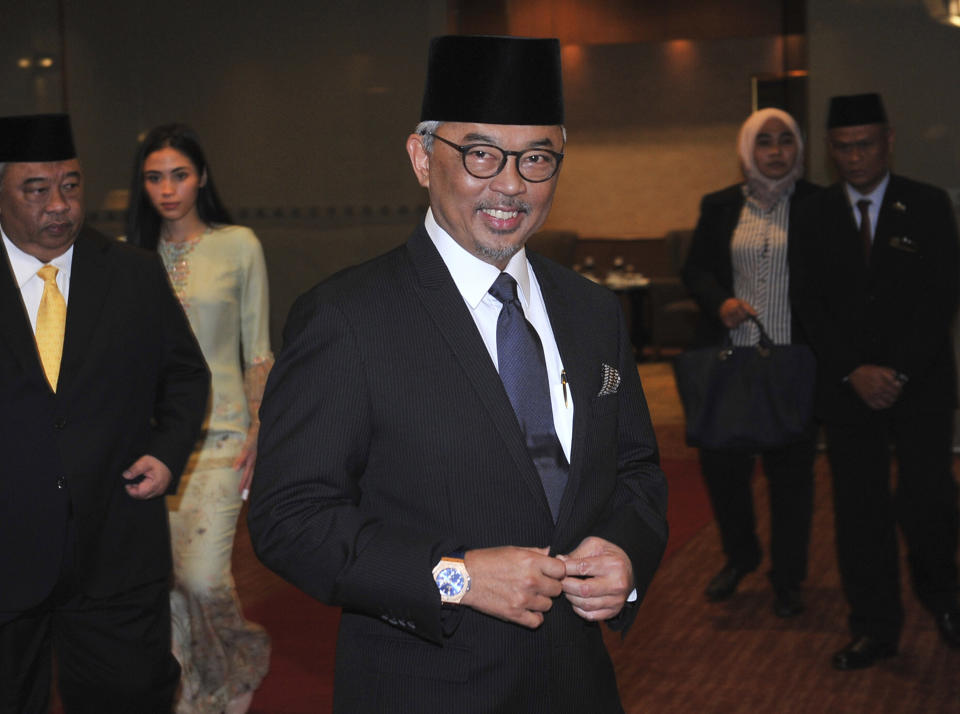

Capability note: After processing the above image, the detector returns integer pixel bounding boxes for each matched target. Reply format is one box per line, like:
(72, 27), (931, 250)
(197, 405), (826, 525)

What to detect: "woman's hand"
(234, 424), (259, 499)
(718, 298), (757, 329)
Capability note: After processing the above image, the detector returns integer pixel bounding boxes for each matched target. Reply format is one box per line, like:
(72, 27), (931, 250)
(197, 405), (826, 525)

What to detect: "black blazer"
(791, 174), (959, 421)
(249, 223), (668, 714)
(0, 227), (209, 615)
(681, 179), (821, 347)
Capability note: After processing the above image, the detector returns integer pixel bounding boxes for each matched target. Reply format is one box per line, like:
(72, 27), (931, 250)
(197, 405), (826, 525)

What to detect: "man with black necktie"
(248, 35), (667, 713)
(0, 114), (209, 711)
(793, 93), (960, 669)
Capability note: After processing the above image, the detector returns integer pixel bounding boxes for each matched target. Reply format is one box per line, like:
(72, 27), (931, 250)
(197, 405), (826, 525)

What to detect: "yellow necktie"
(35, 265), (66, 391)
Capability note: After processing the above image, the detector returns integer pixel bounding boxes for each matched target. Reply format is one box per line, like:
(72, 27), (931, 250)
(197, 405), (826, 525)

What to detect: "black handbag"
(673, 315), (815, 451)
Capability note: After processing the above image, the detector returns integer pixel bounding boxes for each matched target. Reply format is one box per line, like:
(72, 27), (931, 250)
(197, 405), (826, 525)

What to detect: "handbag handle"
(719, 314), (774, 360)
(745, 314), (774, 351)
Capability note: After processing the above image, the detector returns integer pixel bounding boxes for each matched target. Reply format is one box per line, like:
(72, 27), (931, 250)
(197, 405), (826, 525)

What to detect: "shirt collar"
(844, 171), (890, 208)
(1, 227), (74, 289)
(424, 208), (532, 310)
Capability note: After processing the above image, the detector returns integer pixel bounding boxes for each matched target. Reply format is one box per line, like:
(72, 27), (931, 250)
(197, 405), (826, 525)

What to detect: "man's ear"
(406, 134), (430, 189)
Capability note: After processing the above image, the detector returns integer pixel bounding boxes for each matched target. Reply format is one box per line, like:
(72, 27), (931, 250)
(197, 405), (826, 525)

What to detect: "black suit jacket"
(249, 223), (668, 713)
(681, 179), (821, 347)
(0, 227), (209, 615)
(792, 174), (959, 421)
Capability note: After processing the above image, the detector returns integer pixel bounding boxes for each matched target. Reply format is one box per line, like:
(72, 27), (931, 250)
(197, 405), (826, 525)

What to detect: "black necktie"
(489, 273), (569, 521)
(857, 199), (872, 261)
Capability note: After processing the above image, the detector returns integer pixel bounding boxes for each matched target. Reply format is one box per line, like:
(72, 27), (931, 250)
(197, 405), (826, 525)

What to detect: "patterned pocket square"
(889, 235), (918, 253)
(598, 363), (621, 396)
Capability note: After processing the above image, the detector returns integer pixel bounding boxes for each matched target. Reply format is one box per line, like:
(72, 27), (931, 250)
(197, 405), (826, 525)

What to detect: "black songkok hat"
(420, 35), (564, 125)
(826, 93), (888, 128)
(0, 113), (77, 162)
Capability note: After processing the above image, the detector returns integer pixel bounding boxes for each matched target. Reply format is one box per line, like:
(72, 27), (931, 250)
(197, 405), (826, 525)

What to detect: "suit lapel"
(722, 191), (746, 244)
(826, 184), (869, 272)
(0, 239), (44, 379)
(57, 228), (113, 398)
(873, 174), (904, 254)
(405, 225), (554, 519)
(529, 255), (589, 529)
(832, 183), (860, 236)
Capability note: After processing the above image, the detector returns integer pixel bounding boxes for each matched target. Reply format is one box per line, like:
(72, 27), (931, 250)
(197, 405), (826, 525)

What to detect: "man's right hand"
(848, 364), (903, 410)
(123, 454), (172, 499)
(461, 546), (565, 629)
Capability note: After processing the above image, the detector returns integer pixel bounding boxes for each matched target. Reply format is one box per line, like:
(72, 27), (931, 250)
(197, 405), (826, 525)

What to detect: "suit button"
(57, 477), (66, 489)
(54, 418), (66, 430)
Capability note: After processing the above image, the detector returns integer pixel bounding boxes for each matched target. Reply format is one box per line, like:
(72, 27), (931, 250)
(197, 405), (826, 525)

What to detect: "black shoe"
(773, 586), (804, 618)
(831, 636), (898, 670)
(704, 565), (751, 602)
(935, 609), (960, 649)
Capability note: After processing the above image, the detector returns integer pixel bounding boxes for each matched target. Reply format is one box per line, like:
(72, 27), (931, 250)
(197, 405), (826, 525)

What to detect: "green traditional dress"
(159, 224), (272, 713)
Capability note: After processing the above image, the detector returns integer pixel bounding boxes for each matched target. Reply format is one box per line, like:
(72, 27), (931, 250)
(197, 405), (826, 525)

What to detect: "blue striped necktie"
(489, 272), (569, 521)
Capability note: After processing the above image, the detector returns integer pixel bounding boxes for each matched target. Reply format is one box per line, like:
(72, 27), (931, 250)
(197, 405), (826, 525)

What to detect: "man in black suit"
(248, 36), (668, 712)
(793, 93), (960, 670)
(0, 115), (209, 711)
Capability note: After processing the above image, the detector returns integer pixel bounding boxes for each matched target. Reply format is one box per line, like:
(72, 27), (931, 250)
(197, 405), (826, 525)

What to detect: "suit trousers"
(699, 432), (816, 589)
(0, 519), (180, 713)
(825, 407), (960, 643)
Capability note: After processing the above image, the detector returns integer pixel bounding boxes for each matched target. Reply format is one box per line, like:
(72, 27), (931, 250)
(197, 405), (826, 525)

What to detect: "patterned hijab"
(737, 107), (804, 211)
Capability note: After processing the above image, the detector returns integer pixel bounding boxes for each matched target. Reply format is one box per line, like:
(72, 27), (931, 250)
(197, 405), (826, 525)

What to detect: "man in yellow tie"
(0, 114), (209, 712)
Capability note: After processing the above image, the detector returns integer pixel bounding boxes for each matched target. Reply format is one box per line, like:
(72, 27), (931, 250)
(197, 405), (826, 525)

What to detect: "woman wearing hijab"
(682, 108), (820, 617)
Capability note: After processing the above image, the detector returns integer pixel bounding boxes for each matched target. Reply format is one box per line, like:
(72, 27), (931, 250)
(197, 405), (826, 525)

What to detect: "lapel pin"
(893, 201), (907, 212)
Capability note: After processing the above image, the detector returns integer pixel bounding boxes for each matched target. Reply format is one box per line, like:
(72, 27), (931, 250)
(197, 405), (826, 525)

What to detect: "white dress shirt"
(424, 209), (573, 461)
(426, 212), (637, 601)
(844, 172), (890, 243)
(2, 230), (73, 331)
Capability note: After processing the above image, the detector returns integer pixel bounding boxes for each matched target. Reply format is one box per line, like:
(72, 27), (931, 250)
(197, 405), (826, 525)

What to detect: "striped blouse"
(729, 187), (792, 346)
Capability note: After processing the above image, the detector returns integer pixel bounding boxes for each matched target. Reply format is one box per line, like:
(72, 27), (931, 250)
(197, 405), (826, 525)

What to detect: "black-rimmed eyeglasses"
(427, 133), (564, 183)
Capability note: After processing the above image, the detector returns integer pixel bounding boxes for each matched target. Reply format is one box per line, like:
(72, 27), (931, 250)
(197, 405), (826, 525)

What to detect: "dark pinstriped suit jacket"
(248, 222), (668, 713)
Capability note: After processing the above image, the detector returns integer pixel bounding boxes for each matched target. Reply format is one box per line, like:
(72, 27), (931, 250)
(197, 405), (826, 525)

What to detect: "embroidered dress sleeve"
(239, 229), (274, 436)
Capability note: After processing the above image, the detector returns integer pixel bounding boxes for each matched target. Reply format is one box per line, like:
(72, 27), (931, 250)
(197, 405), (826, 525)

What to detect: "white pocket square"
(598, 363), (621, 396)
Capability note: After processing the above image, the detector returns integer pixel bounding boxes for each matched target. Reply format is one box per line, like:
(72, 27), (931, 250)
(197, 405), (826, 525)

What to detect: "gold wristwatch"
(432, 553), (471, 605)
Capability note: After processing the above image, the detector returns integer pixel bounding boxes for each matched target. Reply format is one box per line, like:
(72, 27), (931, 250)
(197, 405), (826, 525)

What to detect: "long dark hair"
(125, 123), (233, 250)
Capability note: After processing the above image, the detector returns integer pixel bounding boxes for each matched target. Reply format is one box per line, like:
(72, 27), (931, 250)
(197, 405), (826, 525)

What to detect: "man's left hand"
(123, 455), (173, 499)
(559, 536), (634, 622)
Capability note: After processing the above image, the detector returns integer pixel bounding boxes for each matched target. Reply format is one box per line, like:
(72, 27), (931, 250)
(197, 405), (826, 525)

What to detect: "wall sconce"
(925, 0), (960, 27)
(15, 55), (56, 70)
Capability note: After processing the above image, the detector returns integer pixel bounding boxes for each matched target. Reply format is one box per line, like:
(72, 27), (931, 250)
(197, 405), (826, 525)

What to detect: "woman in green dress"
(127, 124), (271, 714)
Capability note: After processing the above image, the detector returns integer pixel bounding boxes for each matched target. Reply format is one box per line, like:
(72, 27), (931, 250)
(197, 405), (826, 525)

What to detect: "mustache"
(476, 199), (530, 213)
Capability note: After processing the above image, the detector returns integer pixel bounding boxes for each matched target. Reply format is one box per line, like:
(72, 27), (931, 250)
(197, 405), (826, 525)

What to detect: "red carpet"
(661, 457), (713, 558)
(246, 456), (710, 713)
(247, 587), (339, 714)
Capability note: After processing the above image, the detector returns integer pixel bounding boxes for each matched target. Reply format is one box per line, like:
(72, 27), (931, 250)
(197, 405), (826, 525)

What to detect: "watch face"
(436, 566), (465, 596)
